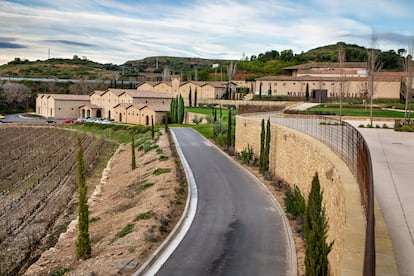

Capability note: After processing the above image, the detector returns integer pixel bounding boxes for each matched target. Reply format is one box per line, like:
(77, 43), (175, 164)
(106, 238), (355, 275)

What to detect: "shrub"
(284, 185), (306, 219)
(156, 148), (163, 154)
(135, 211), (153, 221)
(240, 144), (255, 165)
(375, 124), (381, 128)
(382, 123), (389, 129)
(158, 155), (168, 161)
(144, 226), (156, 242)
(192, 115), (203, 125)
(116, 224), (134, 238)
(402, 125), (413, 132)
(139, 183), (154, 190)
(153, 168), (171, 175)
(51, 268), (70, 276)
(366, 124), (373, 128)
(358, 124), (365, 128)
(89, 217), (101, 223)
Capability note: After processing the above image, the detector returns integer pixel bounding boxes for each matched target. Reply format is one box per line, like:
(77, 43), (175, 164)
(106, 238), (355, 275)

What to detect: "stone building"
(36, 94), (90, 119)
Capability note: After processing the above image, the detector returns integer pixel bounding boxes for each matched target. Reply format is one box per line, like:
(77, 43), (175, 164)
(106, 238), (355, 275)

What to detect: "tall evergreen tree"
(180, 94), (185, 123)
(259, 82), (262, 99)
(304, 173), (333, 276)
(164, 112), (169, 132)
(189, 87), (192, 107)
(263, 118), (271, 172)
(170, 97), (176, 123)
(76, 138), (91, 259)
(131, 132), (136, 170)
(305, 83), (310, 102)
(226, 107), (232, 148)
(259, 119), (265, 173)
(268, 84), (272, 96)
(400, 78), (406, 104)
(194, 88), (198, 107)
(151, 116), (155, 139)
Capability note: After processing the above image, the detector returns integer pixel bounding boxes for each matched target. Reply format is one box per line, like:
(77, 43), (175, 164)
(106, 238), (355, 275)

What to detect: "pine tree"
(76, 138), (91, 259)
(131, 132), (136, 170)
(259, 119), (265, 173)
(189, 87), (192, 107)
(304, 173), (333, 276)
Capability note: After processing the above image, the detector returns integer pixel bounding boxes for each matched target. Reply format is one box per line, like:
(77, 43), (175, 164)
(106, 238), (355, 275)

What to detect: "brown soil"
(25, 130), (185, 276)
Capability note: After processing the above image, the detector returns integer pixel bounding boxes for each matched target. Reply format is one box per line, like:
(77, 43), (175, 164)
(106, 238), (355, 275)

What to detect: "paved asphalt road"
(1, 113), (60, 124)
(156, 128), (291, 276)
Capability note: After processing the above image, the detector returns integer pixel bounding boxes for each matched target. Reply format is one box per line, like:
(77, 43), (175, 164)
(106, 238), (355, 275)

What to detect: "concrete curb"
(133, 129), (198, 276)
(194, 129), (297, 276)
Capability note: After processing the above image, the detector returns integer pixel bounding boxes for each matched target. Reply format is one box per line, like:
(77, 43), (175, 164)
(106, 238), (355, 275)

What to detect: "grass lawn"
(308, 105), (414, 118)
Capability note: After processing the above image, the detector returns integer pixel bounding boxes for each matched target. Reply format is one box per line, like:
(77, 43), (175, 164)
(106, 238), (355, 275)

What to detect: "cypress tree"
(226, 107), (232, 148)
(76, 138), (91, 259)
(131, 132), (136, 170)
(304, 173), (333, 276)
(264, 118), (271, 173)
(189, 87), (192, 107)
(219, 104), (222, 118)
(214, 108), (217, 122)
(259, 82), (262, 99)
(268, 84), (272, 96)
(400, 79), (406, 104)
(177, 94), (185, 123)
(151, 116), (155, 139)
(259, 119), (265, 173)
(305, 83), (310, 102)
(170, 97), (176, 123)
(194, 88), (198, 107)
(165, 112), (169, 132)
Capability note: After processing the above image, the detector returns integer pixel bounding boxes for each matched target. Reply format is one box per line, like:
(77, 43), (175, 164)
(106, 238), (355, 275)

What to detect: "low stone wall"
(235, 116), (366, 275)
(183, 112), (209, 125)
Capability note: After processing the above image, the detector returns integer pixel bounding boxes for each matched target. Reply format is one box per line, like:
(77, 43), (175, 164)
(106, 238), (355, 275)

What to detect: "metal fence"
(245, 112), (375, 275)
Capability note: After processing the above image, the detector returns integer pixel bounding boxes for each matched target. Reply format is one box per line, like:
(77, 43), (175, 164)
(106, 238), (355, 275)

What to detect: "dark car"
(46, 119), (57, 123)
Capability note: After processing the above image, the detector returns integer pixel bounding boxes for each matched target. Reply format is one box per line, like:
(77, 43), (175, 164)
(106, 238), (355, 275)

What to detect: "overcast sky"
(1, 0), (413, 65)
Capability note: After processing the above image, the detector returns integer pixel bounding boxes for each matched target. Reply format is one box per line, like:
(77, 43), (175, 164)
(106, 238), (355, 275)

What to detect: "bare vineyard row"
(0, 126), (107, 275)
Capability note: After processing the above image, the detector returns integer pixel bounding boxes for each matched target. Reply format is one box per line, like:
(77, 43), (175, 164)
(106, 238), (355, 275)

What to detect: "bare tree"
(367, 31), (383, 125)
(338, 44), (345, 120)
(403, 44), (414, 122)
(1, 82), (31, 110)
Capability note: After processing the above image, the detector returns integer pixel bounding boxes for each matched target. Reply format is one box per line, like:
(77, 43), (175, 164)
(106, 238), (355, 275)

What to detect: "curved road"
(156, 128), (292, 276)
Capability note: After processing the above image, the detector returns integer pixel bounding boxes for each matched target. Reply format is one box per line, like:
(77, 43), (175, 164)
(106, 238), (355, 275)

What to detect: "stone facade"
(235, 116), (366, 275)
(36, 94), (89, 119)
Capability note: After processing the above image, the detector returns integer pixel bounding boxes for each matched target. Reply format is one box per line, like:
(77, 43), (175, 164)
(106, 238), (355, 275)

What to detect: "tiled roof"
(284, 62), (367, 70)
(90, 90), (105, 96)
(47, 94), (90, 101)
(124, 90), (174, 99)
(79, 104), (101, 109)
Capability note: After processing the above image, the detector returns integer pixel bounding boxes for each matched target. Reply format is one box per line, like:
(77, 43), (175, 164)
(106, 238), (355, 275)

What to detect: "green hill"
(0, 42), (405, 81)
(0, 57), (120, 79)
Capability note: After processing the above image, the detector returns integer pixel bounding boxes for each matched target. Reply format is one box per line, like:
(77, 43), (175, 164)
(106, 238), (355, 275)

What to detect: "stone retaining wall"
(235, 115), (366, 275)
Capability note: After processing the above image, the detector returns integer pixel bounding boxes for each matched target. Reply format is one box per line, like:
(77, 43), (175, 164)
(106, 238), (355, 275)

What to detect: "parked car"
(63, 119), (75, 124)
(76, 117), (86, 123)
(46, 119), (57, 124)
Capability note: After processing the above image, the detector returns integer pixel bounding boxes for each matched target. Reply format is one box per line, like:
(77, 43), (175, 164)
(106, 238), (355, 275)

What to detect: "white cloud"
(0, 0), (413, 65)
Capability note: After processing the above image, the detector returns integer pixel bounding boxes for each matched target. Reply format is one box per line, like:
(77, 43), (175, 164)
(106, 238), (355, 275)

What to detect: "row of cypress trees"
(259, 118), (271, 174)
(188, 87), (198, 107)
(170, 94), (185, 123)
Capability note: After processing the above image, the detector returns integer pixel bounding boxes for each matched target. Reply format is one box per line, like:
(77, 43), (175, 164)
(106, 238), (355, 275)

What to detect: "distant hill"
(0, 57), (120, 80)
(0, 42), (405, 82)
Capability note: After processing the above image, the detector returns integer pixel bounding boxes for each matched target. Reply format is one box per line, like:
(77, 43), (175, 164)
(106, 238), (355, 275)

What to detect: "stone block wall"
(235, 115), (366, 275)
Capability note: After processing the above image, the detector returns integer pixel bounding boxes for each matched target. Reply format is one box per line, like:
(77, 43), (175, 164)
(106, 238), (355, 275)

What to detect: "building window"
(72, 108), (74, 110)
(293, 82), (296, 85)
(58, 107), (61, 110)
(283, 83), (286, 86)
